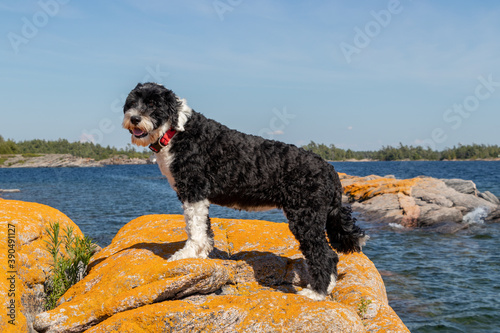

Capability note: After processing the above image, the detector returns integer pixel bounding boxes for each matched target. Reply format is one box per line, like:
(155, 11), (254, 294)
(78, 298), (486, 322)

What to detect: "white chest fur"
(155, 145), (177, 191)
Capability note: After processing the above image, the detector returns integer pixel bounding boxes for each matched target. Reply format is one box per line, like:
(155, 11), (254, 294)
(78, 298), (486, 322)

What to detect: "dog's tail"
(326, 205), (368, 253)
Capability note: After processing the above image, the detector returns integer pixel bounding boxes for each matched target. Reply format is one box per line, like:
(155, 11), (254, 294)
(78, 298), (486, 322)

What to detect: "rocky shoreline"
(2, 171), (498, 331)
(2, 154), (500, 168)
(1, 200), (409, 332)
(0, 154), (151, 168)
(339, 173), (500, 232)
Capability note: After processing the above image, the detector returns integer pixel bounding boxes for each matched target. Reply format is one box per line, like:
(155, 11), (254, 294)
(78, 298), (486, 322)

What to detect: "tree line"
(302, 142), (500, 161)
(0, 136), (150, 160)
(1, 136), (499, 162)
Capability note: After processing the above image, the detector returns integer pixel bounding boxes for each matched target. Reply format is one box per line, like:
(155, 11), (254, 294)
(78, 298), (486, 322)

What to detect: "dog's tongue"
(133, 129), (145, 136)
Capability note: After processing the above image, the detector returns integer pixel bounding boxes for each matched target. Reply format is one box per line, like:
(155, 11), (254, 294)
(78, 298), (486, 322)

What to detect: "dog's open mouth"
(130, 128), (148, 138)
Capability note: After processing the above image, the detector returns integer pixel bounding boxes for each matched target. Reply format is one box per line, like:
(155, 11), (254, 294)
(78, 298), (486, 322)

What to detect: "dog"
(122, 82), (366, 300)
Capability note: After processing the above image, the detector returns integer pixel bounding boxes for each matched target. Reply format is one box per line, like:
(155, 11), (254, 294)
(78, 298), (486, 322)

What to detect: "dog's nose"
(130, 116), (141, 125)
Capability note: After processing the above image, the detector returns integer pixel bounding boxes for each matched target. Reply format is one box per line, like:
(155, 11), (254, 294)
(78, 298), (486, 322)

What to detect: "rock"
(415, 204), (463, 227)
(398, 193), (420, 228)
(341, 175), (500, 229)
(486, 208), (500, 223)
(0, 189), (21, 193)
(34, 214), (408, 333)
(351, 194), (403, 224)
(343, 177), (421, 202)
(85, 291), (366, 333)
(441, 178), (477, 195)
(0, 200), (85, 333)
(0, 154), (150, 168)
(0, 154), (102, 168)
(479, 191), (500, 205)
(99, 155), (149, 165)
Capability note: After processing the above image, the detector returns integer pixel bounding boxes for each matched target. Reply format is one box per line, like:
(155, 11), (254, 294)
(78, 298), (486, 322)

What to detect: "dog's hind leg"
(285, 207), (339, 301)
(168, 199), (214, 261)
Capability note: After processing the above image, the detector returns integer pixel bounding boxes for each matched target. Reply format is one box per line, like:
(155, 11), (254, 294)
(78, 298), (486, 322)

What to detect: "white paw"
(298, 286), (326, 301)
(167, 247), (197, 262)
(167, 241), (212, 262)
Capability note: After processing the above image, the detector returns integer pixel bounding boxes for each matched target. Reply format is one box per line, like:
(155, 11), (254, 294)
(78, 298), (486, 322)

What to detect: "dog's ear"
(161, 89), (181, 129)
(134, 83), (143, 89)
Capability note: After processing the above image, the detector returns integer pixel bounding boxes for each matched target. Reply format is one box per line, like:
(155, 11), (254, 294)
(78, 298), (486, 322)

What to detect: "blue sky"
(1, 0), (499, 151)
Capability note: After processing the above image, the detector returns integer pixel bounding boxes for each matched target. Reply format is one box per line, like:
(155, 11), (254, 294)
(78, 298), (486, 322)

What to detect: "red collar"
(149, 129), (176, 153)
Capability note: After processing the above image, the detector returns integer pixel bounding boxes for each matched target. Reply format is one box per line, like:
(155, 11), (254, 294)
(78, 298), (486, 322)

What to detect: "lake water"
(1, 161), (499, 332)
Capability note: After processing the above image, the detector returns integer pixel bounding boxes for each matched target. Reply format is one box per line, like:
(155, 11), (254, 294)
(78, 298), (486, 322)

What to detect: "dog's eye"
(148, 101), (155, 107)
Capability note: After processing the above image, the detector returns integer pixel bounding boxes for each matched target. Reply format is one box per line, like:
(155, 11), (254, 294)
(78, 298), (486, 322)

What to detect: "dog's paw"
(167, 248), (197, 262)
(167, 241), (212, 262)
(297, 286), (326, 301)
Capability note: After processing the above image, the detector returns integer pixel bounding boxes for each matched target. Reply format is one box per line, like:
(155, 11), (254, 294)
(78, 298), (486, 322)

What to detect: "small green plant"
(44, 221), (97, 310)
(357, 297), (372, 318)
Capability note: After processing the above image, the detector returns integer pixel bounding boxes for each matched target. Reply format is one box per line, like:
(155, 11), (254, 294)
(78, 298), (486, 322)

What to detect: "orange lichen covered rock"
(0, 200), (84, 333)
(87, 291), (365, 333)
(34, 213), (409, 333)
(343, 177), (422, 202)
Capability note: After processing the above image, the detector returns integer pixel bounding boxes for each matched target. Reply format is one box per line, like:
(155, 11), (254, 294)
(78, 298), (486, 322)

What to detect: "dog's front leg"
(168, 199), (214, 261)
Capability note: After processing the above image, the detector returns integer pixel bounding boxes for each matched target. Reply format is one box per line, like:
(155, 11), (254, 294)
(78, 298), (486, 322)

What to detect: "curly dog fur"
(122, 82), (366, 300)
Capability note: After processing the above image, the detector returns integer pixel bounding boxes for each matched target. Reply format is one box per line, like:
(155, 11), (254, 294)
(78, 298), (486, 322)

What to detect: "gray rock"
(412, 188), (454, 208)
(441, 179), (477, 195)
(416, 205), (463, 227)
(447, 192), (496, 212)
(350, 194), (403, 224)
(485, 208), (500, 223)
(415, 178), (496, 212)
(478, 191), (500, 205)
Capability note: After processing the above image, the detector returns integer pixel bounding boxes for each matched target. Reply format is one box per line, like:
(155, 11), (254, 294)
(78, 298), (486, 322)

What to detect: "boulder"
(0, 200), (85, 333)
(441, 178), (477, 195)
(340, 174), (500, 230)
(34, 214), (409, 333)
(479, 191), (500, 205)
(486, 208), (500, 223)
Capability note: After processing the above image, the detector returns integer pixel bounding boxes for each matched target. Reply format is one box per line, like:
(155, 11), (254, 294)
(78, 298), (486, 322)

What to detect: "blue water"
(1, 161), (499, 332)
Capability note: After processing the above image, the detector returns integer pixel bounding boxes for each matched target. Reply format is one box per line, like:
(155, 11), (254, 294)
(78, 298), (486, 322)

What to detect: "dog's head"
(122, 82), (192, 146)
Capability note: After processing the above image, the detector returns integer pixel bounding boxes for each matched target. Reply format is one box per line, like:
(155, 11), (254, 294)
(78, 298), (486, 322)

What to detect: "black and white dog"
(122, 82), (366, 300)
